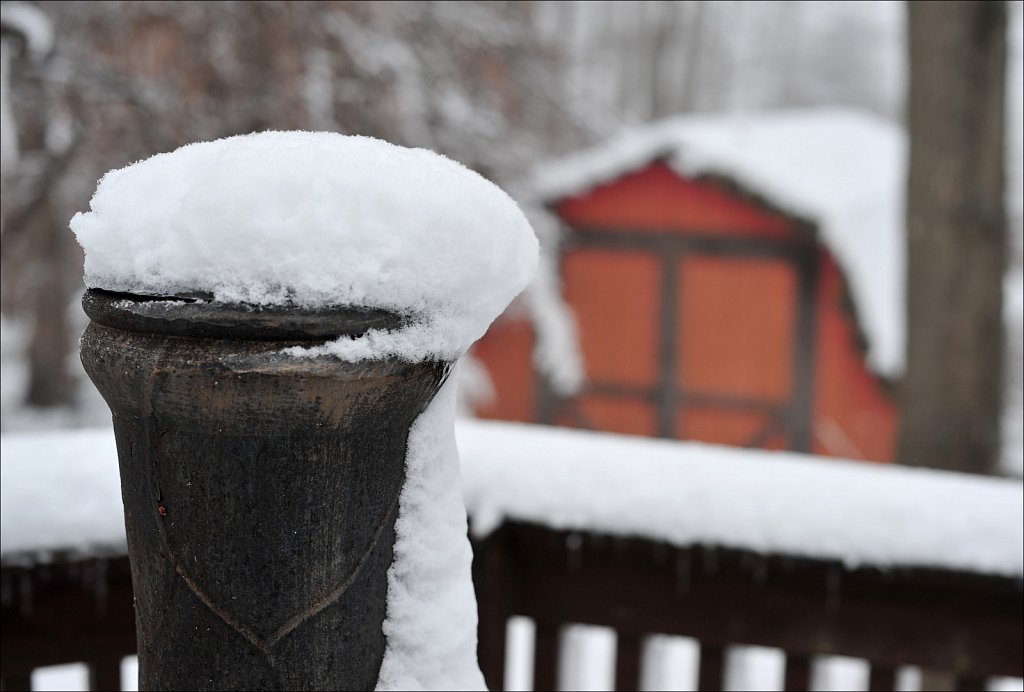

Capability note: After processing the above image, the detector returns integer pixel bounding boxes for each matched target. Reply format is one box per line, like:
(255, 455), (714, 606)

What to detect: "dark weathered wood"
(0, 558), (136, 682)
(79, 290), (449, 691)
(867, 664), (896, 692)
(0, 667), (33, 692)
(783, 654), (811, 691)
(533, 622), (560, 692)
(473, 534), (510, 691)
(6, 522), (1024, 689)
(614, 632), (642, 692)
(482, 523), (1024, 680)
(82, 288), (404, 341)
(955, 674), (988, 692)
(697, 643), (725, 692)
(88, 655), (123, 691)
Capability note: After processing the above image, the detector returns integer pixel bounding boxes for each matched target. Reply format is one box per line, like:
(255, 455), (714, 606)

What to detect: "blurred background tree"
(1, 0), (596, 415)
(900, 0), (1008, 476)
(1, 1), (1020, 479)
(0, 0), (908, 415)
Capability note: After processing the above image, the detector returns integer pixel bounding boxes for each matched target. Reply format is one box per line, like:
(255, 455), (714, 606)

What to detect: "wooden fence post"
(80, 289), (450, 691)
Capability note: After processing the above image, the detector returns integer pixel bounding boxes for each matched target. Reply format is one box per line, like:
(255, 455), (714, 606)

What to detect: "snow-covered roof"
(4, 423), (1021, 577)
(531, 108), (906, 377)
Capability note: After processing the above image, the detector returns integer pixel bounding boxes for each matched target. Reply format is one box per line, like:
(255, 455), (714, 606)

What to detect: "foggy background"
(2, 0), (1021, 476)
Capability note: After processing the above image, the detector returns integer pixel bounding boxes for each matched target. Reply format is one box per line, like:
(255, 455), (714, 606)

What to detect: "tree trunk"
(25, 199), (74, 408)
(899, 0), (1007, 475)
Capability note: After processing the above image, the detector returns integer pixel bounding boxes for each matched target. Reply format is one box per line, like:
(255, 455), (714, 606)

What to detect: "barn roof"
(531, 108), (906, 378)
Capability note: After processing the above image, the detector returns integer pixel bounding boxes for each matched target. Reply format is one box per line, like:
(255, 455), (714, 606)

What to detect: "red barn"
(472, 110), (905, 463)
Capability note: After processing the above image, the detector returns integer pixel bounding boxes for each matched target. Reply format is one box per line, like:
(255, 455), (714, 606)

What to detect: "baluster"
(533, 622), (561, 691)
(783, 654), (811, 691)
(954, 673), (987, 691)
(1, 666), (33, 692)
(697, 643), (725, 692)
(868, 664), (896, 691)
(474, 536), (508, 692)
(615, 632), (643, 691)
(88, 655), (123, 691)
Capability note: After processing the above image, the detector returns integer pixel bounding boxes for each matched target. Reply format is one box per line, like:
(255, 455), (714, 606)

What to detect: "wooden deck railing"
(0, 556), (135, 691)
(471, 522), (1023, 692)
(2, 523), (1022, 691)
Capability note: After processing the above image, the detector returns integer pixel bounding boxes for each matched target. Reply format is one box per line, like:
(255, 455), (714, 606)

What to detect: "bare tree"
(1, 0), (594, 417)
(899, 0), (1007, 475)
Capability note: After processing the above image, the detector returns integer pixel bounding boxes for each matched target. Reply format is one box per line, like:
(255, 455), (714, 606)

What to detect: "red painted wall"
(472, 162), (898, 462)
(811, 253), (898, 462)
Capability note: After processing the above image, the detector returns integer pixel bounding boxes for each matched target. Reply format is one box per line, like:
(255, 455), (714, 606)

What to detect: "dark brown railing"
(2, 522), (1022, 691)
(1, 556), (135, 691)
(472, 522), (1023, 692)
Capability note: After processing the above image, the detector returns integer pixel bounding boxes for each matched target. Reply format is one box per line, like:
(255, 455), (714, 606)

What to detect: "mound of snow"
(71, 131), (538, 360)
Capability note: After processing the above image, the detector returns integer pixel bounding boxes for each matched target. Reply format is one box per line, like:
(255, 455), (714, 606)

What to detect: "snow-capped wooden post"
(72, 132), (537, 691)
(80, 291), (451, 690)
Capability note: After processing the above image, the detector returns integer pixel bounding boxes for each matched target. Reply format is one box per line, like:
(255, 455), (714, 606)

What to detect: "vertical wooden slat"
(89, 656), (123, 691)
(868, 665), (897, 692)
(614, 632), (643, 692)
(783, 654), (811, 691)
(533, 622), (560, 692)
(954, 674), (987, 692)
(697, 643), (725, 692)
(1, 666), (34, 692)
(474, 536), (509, 692)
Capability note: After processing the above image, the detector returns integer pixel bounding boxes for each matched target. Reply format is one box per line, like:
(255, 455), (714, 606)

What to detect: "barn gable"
(535, 108), (906, 378)
(473, 109), (903, 462)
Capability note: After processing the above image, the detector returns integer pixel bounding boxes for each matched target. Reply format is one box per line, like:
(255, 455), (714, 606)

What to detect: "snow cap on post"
(74, 132), (536, 691)
(70, 131), (540, 359)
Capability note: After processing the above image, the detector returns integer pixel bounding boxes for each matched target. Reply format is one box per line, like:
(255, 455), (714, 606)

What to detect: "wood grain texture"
(80, 291), (449, 691)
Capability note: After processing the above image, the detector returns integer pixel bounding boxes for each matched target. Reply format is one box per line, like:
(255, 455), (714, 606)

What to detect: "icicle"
(565, 532), (584, 571)
(17, 570), (33, 617)
(674, 550), (691, 597)
(825, 566), (842, 614)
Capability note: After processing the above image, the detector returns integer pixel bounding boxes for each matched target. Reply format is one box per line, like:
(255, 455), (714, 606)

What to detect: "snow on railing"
(3, 422), (1023, 691)
(4, 419), (1021, 573)
(460, 420), (1024, 577)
